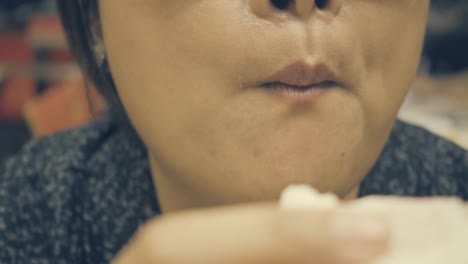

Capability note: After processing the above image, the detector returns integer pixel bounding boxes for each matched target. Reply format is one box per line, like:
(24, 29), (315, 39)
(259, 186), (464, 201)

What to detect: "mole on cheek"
(253, 148), (262, 159)
(208, 148), (218, 158)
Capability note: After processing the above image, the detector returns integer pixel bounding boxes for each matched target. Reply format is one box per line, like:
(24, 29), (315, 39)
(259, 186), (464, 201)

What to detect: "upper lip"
(262, 60), (340, 87)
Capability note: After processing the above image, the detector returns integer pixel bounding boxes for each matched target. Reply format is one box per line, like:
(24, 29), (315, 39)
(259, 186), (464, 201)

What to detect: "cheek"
(361, 2), (428, 82)
(341, 2), (429, 131)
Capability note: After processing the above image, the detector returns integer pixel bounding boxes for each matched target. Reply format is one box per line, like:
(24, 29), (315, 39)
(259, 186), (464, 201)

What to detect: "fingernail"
(330, 212), (388, 261)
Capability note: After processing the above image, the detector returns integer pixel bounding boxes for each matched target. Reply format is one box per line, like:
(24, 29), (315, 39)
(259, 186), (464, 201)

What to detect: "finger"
(113, 203), (389, 264)
(278, 209), (389, 263)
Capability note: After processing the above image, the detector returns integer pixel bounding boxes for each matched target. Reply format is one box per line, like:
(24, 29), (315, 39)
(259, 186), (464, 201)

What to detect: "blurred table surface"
(399, 70), (468, 149)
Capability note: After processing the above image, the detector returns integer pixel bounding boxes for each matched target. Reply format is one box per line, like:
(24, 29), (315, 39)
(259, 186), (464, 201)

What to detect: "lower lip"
(260, 83), (335, 104)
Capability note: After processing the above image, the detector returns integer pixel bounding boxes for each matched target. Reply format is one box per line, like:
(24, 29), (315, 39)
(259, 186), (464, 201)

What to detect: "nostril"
(315, 0), (327, 9)
(270, 0), (291, 10)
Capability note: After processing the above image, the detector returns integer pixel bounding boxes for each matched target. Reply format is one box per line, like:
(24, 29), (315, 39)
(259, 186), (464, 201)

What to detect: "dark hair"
(56, 0), (137, 133)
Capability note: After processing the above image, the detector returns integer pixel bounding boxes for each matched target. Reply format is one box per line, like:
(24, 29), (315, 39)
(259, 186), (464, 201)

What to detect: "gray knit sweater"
(1, 116), (467, 264)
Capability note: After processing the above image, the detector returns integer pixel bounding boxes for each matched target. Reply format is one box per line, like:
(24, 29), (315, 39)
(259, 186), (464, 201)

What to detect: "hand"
(280, 186), (468, 264)
(112, 203), (389, 264)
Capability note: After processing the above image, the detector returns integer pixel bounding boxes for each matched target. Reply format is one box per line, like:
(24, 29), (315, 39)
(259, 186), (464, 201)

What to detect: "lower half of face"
(100, 0), (430, 209)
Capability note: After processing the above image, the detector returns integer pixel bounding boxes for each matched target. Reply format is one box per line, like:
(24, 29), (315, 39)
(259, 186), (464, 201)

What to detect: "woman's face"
(100, 0), (429, 211)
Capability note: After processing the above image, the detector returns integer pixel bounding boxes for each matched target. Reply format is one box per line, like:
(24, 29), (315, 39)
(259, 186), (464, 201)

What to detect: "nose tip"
(250, 0), (342, 19)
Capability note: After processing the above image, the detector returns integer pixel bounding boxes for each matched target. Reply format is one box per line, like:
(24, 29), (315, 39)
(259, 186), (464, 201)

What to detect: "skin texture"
(99, 0), (430, 212)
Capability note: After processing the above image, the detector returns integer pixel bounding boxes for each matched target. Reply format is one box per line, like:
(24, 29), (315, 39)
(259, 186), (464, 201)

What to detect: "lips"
(259, 60), (341, 102)
(262, 61), (340, 88)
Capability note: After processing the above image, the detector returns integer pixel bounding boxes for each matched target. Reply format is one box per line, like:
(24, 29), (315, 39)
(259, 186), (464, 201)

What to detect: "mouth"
(259, 60), (342, 103)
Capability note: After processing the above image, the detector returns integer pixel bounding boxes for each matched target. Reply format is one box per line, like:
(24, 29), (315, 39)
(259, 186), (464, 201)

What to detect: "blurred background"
(0, 0), (104, 164)
(0, 0), (467, 165)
